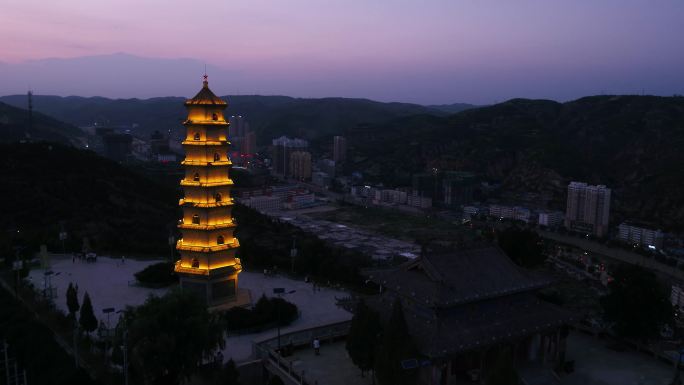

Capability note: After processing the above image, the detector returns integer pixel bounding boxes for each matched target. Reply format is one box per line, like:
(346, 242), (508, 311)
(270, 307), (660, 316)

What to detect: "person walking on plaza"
(313, 338), (320, 356)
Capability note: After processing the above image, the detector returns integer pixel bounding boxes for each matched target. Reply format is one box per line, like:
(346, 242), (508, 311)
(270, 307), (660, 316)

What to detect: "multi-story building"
(442, 171), (477, 208)
(538, 211), (565, 228)
(241, 131), (256, 157)
(489, 204), (516, 220)
(407, 192), (432, 209)
(462, 205), (481, 218)
(272, 136), (308, 176)
(289, 151), (312, 181)
(412, 172), (442, 203)
(284, 192), (316, 210)
(488, 204), (537, 223)
(333, 135), (347, 163)
(373, 189), (408, 205)
(618, 221), (664, 249)
(565, 182), (611, 237)
(242, 195), (282, 212)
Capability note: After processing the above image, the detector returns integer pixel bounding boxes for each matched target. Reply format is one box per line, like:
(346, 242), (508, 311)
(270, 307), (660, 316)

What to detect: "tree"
(497, 227), (545, 267)
(116, 289), (225, 385)
(79, 292), (97, 334)
(66, 282), (79, 318)
(375, 300), (419, 385)
(346, 300), (381, 376)
(212, 359), (240, 385)
(486, 350), (519, 385)
(601, 265), (673, 340)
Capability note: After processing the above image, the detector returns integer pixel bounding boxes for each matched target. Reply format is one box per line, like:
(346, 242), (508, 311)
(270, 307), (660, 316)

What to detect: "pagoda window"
(193, 173), (200, 182)
(192, 214), (200, 225)
(193, 133), (200, 141)
(217, 235), (225, 245)
(215, 193), (222, 202)
(214, 153), (220, 162)
(191, 258), (200, 268)
(212, 113), (218, 121)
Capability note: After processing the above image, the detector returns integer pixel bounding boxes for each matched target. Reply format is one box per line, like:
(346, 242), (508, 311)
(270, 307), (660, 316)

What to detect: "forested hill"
(0, 101), (86, 145)
(0, 142), (178, 256)
(349, 95), (684, 231)
(0, 94), (464, 144)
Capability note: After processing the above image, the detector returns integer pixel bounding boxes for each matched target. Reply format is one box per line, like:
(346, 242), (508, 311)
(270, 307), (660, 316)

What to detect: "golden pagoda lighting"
(174, 74), (242, 306)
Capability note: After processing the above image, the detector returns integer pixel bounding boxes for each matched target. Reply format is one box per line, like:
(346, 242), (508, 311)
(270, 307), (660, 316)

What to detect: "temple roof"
(364, 246), (576, 358)
(368, 292), (576, 358)
(365, 246), (552, 308)
(185, 76), (227, 106)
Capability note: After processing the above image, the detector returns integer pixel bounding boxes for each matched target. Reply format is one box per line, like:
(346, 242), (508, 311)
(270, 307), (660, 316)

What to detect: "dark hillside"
(0, 142), (178, 256)
(349, 95), (684, 231)
(0, 101), (86, 145)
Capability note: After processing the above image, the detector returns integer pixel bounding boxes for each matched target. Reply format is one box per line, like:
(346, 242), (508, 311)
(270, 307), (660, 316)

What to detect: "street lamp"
(273, 288), (296, 353)
(290, 238), (298, 273)
(116, 310), (129, 385)
(102, 307), (115, 366)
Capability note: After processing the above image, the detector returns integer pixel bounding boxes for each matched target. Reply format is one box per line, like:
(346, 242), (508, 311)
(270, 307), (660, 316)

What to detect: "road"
(540, 231), (684, 282)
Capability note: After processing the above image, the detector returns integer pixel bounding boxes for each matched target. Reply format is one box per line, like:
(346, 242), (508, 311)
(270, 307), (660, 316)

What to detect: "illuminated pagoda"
(174, 75), (244, 307)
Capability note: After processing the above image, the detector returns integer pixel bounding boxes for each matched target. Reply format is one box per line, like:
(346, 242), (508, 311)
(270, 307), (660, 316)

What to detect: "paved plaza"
(562, 332), (674, 385)
(286, 341), (373, 385)
(27, 254), (351, 363)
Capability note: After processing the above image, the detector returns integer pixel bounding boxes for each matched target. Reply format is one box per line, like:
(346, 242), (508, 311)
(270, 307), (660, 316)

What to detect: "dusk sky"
(1, 0), (683, 104)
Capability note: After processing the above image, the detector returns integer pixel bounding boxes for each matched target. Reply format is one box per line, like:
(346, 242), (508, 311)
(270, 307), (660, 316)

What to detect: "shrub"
(223, 295), (298, 333)
(134, 262), (179, 288)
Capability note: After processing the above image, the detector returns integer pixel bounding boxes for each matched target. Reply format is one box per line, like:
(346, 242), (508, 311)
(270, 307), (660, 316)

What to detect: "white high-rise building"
(564, 182), (611, 237)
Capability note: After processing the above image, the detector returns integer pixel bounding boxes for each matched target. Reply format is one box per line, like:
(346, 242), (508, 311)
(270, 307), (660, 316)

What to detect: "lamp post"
(290, 237), (298, 273)
(102, 307), (115, 365)
(273, 288), (296, 353)
(116, 310), (129, 385)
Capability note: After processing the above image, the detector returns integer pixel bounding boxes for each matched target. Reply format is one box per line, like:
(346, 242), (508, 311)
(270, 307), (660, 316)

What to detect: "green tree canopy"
(375, 299), (419, 385)
(78, 291), (97, 334)
(117, 289), (225, 385)
(346, 300), (381, 375)
(601, 265), (674, 339)
(497, 227), (545, 268)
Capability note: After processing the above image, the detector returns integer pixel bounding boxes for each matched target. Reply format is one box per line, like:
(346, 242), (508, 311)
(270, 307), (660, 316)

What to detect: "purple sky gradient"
(1, 0), (683, 104)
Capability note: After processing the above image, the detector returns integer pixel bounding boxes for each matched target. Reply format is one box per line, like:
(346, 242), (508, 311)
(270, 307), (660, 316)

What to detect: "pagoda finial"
(203, 64), (209, 87)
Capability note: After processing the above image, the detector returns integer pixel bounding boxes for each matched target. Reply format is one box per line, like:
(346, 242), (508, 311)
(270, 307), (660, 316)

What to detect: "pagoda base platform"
(209, 288), (252, 311)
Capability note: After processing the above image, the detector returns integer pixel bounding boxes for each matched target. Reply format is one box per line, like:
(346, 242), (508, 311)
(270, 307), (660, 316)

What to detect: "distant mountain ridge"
(0, 94), (456, 145)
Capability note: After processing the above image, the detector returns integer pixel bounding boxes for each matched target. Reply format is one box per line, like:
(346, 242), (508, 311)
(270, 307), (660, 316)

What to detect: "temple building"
(365, 246), (576, 384)
(174, 75), (245, 308)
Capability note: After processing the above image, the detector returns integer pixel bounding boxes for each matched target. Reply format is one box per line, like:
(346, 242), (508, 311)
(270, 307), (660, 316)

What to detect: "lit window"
(191, 258), (199, 268)
(217, 235), (225, 245)
(193, 173), (200, 182)
(192, 214), (200, 225)
(194, 133), (200, 141)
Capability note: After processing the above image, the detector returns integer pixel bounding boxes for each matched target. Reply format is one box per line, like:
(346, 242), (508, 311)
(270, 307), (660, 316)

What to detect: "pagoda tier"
(174, 76), (243, 307)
